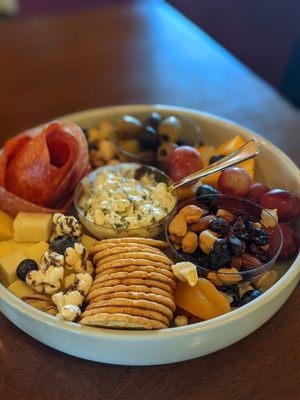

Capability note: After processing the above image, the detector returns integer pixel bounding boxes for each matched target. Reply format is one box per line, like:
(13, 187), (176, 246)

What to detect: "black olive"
(196, 184), (218, 197)
(139, 126), (160, 150)
(16, 259), (38, 281)
(209, 154), (225, 164)
(240, 289), (262, 305)
(228, 235), (243, 257)
(49, 236), (77, 255)
(176, 139), (188, 146)
(81, 127), (89, 140)
(144, 112), (162, 130)
(209, 218), (230, 235)
(88, 142), (98, 151)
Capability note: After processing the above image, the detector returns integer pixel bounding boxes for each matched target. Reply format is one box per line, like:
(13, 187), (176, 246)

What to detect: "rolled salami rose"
(0, 121), (90, 216)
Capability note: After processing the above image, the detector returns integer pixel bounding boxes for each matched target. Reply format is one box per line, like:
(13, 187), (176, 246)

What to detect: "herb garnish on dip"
(78, 164), (176, 234)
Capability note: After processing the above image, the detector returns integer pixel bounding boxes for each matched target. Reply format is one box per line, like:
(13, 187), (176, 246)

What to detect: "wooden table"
(0, 1), (299, 399)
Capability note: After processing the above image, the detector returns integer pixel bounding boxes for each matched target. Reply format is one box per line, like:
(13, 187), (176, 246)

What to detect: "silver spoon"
(169, 138), (260, 191)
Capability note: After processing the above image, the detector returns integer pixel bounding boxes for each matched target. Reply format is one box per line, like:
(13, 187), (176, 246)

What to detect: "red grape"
(168, 146), (203, 182)
(246, 183), (270, 203)
(279, 223), (299, 259)
(259, 189), (300, 222)
(217, 167), (252, 197)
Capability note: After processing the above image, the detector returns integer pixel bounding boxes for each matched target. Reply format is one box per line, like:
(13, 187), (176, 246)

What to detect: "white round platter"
(0, 104), (299, 366)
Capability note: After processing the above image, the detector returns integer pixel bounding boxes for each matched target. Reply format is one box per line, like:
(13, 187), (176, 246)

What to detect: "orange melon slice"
(200, 136), (255, 187)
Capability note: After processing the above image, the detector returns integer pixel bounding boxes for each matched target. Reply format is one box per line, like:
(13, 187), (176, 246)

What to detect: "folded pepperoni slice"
(0, 121), (89, 215)
(0, 135), (32, 187)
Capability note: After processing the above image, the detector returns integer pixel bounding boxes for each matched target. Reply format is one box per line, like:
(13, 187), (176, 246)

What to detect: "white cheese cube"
(9, 240), (34, 252)
(13, 213), (54, 242)
(0, 251), (26, 287)
(24, 241), (49, 264)
(0, 209), (14, 240)
(0, 241), (14, 258)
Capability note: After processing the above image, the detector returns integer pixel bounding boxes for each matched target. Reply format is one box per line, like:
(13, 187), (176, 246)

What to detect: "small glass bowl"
(74, 163), (178, 239)
(165, 194), (283, 284)
(113, 113), (201, 171)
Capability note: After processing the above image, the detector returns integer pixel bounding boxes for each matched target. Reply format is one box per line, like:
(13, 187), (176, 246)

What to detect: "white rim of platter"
(0, 104), (299, 366)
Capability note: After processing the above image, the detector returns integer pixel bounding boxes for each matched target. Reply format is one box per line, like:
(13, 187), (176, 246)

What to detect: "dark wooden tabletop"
(0, 1), (299, 399)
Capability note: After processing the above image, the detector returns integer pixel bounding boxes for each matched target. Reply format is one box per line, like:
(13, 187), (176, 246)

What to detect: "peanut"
(182, 231), (198, 254)
(238, 283), (254, 297)
(169, 232), (183, 245)
(174, 315), (189, 327)
(255, 270), (278, 293)
(168, 213), (187, 237)
(199, 229), (218, 254)
(179, 205), (204, 224)
(216, 209), (235, 223)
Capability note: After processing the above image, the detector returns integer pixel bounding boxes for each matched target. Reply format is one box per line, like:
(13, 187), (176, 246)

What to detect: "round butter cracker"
(80, 312), (167, 330)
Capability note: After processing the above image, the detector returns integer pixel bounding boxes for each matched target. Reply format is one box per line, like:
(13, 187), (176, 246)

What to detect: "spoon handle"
(169, 138), (260, 192)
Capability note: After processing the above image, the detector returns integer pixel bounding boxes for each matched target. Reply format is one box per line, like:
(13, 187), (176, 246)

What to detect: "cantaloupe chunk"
(216, 135), (246, 155)
(174, 279), (230, 320)
(198, 145), (216, 168)
(200, 136), (255, 187)
(0, 210), (14, 241)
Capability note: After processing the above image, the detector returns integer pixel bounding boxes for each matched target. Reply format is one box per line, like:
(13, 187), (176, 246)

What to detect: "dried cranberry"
(209, 217), (230, 235)
(248, 227), (269, 245)
(233, 221), (249, 241)
(238, 214), (255, 229)
(228, 235), (243, 257)
(209, 239), (231, 268)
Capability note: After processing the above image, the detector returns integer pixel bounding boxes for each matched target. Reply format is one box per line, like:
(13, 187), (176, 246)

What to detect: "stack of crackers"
(80, 237), (176, 330)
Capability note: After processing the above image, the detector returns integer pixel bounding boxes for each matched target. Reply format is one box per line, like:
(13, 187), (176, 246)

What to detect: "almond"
(189, 215), (216, 232)
(241, 253), (262, 269)
(230, 256), (242, 270)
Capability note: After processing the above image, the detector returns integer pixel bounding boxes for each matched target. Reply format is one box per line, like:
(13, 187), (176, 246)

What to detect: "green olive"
(158, 116), (182, 142)
(157, 142), (177, 162)
(117, 115), (143, 139)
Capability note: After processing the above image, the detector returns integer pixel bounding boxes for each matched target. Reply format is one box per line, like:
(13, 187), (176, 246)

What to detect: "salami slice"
(0, 121), (89, 216)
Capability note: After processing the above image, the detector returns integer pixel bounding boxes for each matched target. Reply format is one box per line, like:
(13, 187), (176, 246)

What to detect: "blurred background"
(1, 0), (299, 107)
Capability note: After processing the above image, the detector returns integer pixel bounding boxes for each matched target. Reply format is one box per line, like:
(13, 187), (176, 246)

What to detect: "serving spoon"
(169, 138), (260, 191)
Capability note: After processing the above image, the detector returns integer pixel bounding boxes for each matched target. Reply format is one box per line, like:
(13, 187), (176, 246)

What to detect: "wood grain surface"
(0, 1), (299, 399)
